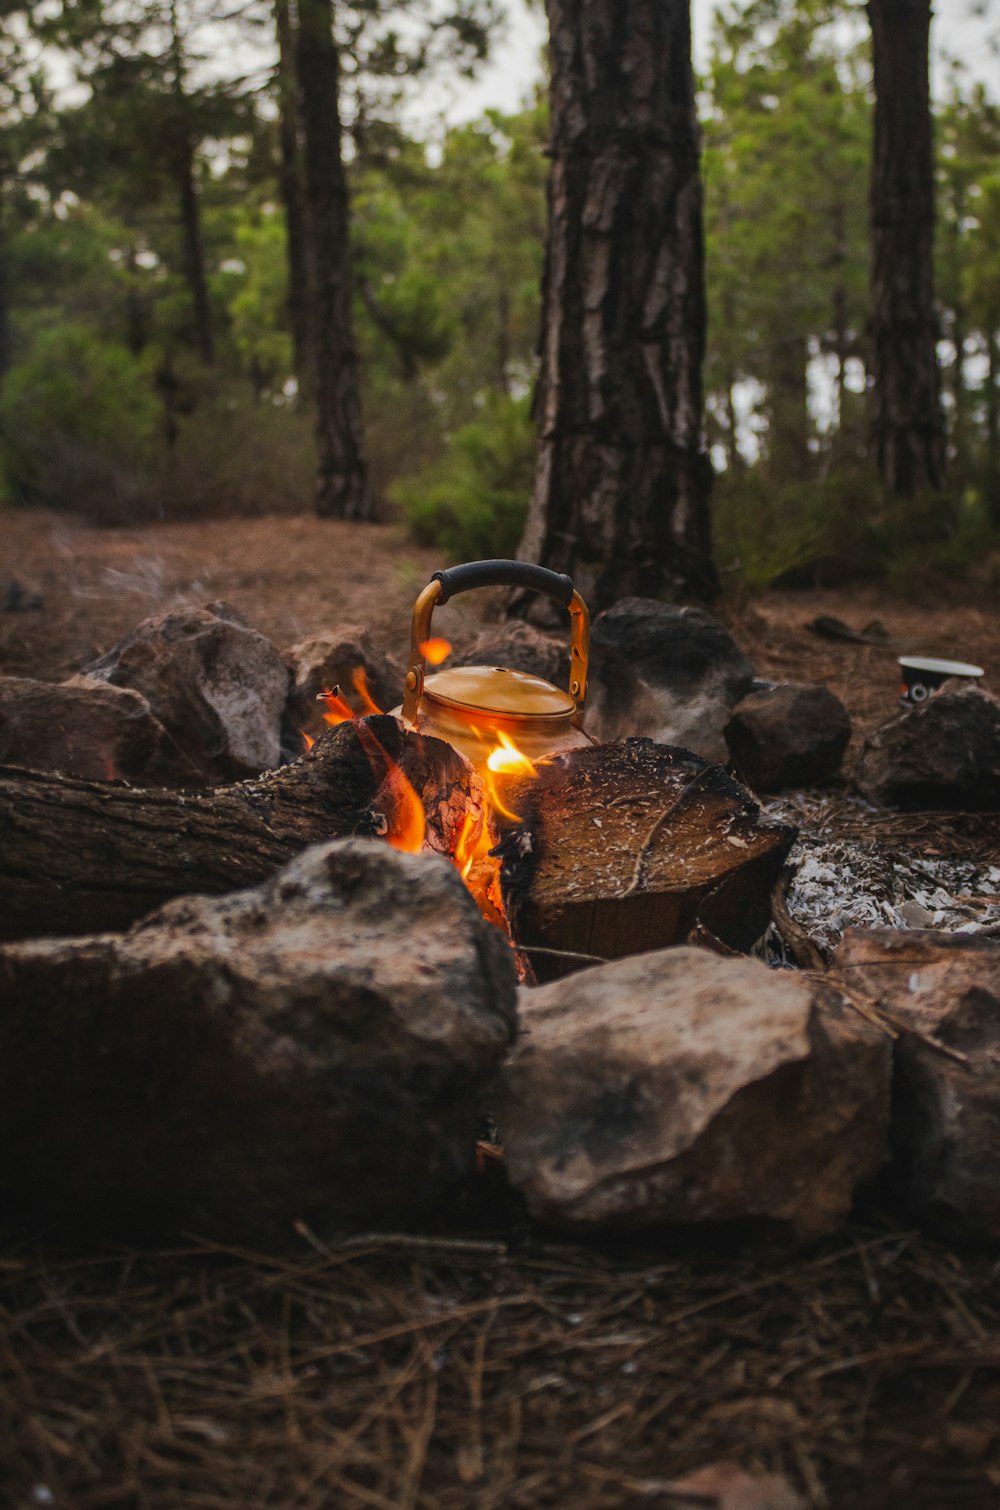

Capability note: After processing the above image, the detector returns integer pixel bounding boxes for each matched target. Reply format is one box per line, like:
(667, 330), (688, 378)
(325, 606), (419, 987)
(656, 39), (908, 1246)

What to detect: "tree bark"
(867, 0), (947, 496)
(767, 334), (811, 477)
(0, 718), (477, 942)
(0, 199), (10, 391)
(295, 0), (370, 519)
(169, 0), (214, 366)
(514, 0), (716, 618)
(988, 331), (1000, 528)
(175, 137), (215, 366)
(274, 0), (313, 395)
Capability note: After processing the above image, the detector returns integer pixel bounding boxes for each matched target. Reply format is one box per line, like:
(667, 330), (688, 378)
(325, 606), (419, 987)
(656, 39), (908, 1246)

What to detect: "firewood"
(497, 739), (796, 978)
(0, 716), (478, 942)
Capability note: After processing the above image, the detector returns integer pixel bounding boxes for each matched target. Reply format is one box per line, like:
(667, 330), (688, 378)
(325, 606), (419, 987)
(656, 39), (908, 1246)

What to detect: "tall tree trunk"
(169, 1), (214, 367)
(124, 244), (147, 358)
(0, 199), (10, 392)
(867, 0), (947, 496)
(988, 331), (1000, 529)
(514, 0), (716, 617)
(175, 139), (215, 366)
(274, 0), (313, 396)
(768, 334), (810, 477)
(295, 0), (370, 520)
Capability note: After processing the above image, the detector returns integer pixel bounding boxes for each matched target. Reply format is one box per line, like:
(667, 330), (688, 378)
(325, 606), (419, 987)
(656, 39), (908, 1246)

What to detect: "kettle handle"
(400, 559), (590, 727)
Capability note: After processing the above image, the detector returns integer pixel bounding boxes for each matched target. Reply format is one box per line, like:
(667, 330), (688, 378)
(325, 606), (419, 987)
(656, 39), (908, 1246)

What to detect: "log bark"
(497, 739), (795, 979)
(0, 717), (477, 942)
(514, 0), (716, 616)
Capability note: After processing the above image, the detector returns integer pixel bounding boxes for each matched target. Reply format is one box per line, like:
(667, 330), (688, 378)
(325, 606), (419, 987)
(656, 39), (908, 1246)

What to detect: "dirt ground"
(4, 509), (1000, 1509)
(3, 509), (1000, 735)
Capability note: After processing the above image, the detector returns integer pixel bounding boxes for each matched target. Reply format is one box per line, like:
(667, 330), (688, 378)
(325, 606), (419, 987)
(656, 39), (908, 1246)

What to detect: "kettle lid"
(422, 665), (576, 718)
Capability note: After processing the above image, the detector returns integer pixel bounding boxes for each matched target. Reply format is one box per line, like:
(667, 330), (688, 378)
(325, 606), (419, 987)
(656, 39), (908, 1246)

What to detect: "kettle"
(395, 560), (592, 769)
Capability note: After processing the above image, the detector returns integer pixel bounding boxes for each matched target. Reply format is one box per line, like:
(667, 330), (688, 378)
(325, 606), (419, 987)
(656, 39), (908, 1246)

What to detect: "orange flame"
(419, 637), (452, 666)
(352, 666), (383, 715)
(300, 728), (315, 751)
(454, 811), (480, 880)
(319, 687), (355, 726)
(354, 719), (426, 855)
(480, 731), (538, 823)
(383, 764), (426, 852)
(487, 732), (537, 778)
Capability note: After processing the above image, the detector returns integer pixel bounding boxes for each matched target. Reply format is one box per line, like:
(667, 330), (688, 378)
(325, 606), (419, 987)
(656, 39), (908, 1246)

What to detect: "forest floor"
(4, 508), (1000, 1509)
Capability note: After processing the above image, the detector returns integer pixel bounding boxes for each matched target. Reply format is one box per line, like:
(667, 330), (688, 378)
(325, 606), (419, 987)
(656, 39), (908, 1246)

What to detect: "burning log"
(497, 739), (796, 977)
(0, 716), (480, 942)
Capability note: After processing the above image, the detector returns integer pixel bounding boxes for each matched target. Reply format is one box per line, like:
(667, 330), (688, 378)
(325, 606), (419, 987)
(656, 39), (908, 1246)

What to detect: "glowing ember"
(419, 637), (452, 666)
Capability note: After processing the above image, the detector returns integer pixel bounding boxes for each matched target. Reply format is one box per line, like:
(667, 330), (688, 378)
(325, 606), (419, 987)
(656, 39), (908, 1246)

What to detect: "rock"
(86, 601), (290, 782)
(855, 684), (1000, 810)
(1, 578), (43, 612)
(833, 927), (1000, 1241)
(0, 673), (165, 782)
(668, 1463), (803, 1510)
(725, 682), (851, 792)
(496, 947), (890, 1238)
(584, 599), (755, 763)
(453, 620), (570, 690)
(285, 625), (402, 738)
(0, 839), (518, 1244)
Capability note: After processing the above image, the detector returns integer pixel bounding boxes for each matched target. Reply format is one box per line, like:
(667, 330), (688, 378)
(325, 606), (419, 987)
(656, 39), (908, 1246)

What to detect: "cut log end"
(498, 738), (796, 978)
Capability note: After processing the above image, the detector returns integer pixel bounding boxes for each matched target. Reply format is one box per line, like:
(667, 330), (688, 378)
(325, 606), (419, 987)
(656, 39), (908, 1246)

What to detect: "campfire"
(288, 560), (795, 966)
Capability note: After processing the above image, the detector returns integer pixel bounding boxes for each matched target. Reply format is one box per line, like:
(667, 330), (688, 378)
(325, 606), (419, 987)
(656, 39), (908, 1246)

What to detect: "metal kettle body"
(393, 560), (592, 769)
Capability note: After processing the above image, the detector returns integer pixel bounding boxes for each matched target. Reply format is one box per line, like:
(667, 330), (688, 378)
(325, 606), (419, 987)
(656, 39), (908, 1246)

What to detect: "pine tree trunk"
(274, 0), (313, 396)
(175, 141), (214, 366)
(169, 2), (214, 367)
(515, 0), (716, 617)
(867, 0), (947, 497)
(295, 0), (370, 519)
(0, 200), (10, 391)
(768, 334), (810, 477)
(988, 332), (1000, 529)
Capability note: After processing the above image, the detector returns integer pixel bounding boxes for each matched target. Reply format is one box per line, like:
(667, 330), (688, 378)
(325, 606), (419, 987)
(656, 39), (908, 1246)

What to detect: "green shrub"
(0, 325), (159, 518)
(714, 467), (893, 588)
(390, 393), (534, 561)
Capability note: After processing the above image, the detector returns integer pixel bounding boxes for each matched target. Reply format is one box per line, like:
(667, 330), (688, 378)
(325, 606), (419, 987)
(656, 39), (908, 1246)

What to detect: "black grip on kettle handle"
(432, 560), (574, 609)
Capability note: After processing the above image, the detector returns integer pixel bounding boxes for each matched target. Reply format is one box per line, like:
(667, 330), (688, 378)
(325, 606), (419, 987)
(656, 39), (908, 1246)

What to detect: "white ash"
(763, 798), (1000, 956)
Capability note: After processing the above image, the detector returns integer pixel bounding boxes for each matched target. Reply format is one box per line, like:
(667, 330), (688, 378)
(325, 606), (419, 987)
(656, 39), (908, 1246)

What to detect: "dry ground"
(3, 509), (1000, 1509)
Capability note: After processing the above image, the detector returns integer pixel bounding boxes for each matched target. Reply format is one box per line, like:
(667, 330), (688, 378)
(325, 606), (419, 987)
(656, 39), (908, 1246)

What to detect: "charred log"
(0, 716), (477, 942)
(497, 739), (795, 979)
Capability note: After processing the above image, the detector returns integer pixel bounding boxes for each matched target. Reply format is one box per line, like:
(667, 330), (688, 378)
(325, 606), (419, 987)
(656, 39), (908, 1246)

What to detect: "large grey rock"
(856, 684), (1000, 810)
(285, 624), (402, 739)
(496, 947), (890, 1238)
(0, 839), (518, 1243)
(725, 682), (851, 792)
(0, 673), (165, 782)
(834, 927), (1000, 1240)
(585, 599), (755, 762)
(86, 601), (289, 782)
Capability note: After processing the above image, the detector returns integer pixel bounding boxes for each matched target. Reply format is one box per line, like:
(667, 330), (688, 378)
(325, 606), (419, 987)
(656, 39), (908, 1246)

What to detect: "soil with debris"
(4, 508), (1000, 1508)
